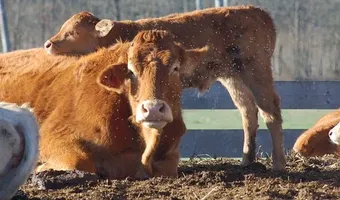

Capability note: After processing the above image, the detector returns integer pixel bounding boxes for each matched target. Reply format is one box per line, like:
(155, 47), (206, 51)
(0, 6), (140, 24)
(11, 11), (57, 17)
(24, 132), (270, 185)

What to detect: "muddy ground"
(13, 153), (340, 200)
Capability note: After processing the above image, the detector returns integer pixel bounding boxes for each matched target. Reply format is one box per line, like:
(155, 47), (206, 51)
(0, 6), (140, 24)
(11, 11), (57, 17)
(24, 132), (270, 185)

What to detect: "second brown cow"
(293, 109), (340, 157)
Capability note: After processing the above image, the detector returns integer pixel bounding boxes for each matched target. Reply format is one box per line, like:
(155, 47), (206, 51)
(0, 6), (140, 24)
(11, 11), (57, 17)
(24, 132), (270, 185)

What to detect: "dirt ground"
(13, 153), (340, 200)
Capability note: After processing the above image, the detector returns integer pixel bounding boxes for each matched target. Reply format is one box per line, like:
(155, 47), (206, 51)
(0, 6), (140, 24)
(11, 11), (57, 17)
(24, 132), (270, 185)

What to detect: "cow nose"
(141, 102), (165, 115)
(329, 131), (333, 137)
(136, 100), (173, 129)
(44, 40), (52, 49)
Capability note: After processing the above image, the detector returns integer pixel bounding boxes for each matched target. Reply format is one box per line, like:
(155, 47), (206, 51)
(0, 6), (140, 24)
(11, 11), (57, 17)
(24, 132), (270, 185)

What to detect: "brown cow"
(0, 30), (207, 178)
(293, 109), (340, 157)
(44, 5), (285, 170)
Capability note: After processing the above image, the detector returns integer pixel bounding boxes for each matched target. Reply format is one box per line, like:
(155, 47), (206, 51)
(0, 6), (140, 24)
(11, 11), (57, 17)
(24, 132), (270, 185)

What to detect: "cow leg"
(219, 76), (259, 166)
(241, 62), (286, 171)
(152, 140), (180, 177)
(38, 119), (96, 173)
(135, 128), (161, 179)
(36, 145), (96, 173)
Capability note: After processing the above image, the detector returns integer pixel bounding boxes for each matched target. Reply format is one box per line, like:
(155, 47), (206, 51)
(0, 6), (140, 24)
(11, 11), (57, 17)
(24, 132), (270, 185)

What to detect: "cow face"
(98, 30), (208, 130)
(329, 122), (340, 145)
(44, 11), (114, 55)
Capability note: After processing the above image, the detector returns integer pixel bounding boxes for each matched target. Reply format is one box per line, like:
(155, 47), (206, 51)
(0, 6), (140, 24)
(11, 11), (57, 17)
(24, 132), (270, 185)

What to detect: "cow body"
(0, 46), (141, 178)
(0, 30), (204, 178)
(46, 5), (285, 170)
(0, 102), (39, 200)
(293, 109), (340, 157)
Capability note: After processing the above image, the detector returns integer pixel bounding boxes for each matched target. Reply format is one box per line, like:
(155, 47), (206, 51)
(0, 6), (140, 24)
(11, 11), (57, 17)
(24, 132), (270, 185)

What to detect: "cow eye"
(171, 62), (180, 75)
(173, 66), (179, 73)
(127, 69), (136, 78)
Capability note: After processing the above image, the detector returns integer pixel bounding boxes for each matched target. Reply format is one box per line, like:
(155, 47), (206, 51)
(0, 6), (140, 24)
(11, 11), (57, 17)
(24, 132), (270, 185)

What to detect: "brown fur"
(0, 30), (205, 178)
(46, 5), (285, 170)
(293, 109), (340, 157)
(0, 47), (140, 178)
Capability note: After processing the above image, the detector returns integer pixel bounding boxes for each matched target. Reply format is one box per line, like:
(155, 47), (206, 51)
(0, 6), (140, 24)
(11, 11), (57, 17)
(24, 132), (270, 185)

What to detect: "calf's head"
(45, 11), (114, 55)
(98, 30), (208, 130)
(329, 122), (340, 145)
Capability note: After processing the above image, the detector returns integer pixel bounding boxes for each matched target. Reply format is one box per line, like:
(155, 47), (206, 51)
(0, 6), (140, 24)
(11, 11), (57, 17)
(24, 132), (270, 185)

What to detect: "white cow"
(0, 102), (39, 200)
(329, 122), (340, 145)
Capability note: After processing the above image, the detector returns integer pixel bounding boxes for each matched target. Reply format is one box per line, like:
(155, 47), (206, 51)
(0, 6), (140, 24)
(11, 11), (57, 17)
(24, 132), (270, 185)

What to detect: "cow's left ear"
(180, 45), (209, 74)
(97, 63), (128, 93)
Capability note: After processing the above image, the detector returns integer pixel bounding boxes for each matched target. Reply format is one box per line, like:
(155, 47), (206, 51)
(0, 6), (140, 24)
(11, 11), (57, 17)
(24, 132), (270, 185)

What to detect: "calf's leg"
(219, 76), (259, 166)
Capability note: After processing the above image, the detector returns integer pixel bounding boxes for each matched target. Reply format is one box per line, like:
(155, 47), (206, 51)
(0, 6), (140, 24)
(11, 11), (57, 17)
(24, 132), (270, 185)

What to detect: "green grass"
(183, 109), (335, 130)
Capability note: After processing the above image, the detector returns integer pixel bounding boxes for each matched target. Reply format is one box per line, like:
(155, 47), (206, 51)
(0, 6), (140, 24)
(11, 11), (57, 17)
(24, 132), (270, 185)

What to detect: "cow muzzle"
(44, 40), (59, 55)
(136, 100), (173, 130)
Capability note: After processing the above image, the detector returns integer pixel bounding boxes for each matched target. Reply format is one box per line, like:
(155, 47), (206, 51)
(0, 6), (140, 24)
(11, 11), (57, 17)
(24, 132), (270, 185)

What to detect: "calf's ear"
(95, 19), (114, 37)
(180, 45), (210, 74)
(97, 63), (128, 93)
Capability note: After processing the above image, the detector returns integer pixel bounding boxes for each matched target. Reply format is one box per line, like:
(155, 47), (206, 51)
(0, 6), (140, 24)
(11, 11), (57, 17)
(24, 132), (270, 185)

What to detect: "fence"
(179, 81), (340, 158)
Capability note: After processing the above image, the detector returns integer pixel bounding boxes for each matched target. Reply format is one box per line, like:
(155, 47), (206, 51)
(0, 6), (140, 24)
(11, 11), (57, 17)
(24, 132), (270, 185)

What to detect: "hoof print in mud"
(242, 162), (267, 172)
(31, 170), (99, 190)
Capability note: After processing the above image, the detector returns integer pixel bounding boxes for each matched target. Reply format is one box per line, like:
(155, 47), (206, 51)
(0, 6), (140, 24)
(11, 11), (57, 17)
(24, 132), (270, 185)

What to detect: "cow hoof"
(240, 159), (252, 167)
(134, 168), (149, 180)
(272, 162), (286, 171)
(242, 162), (267, 172)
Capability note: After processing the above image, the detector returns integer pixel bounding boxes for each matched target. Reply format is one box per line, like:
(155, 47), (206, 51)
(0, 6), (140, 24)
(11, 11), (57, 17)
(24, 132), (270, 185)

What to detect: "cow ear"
(180, 45), (209, 74)
(97, 63), (128, 93)
(95, 19), (114, 37)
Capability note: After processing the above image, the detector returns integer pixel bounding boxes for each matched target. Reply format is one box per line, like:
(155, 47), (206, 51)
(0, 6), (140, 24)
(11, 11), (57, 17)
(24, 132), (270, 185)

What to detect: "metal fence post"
(195, 0), (203, 10)
(215, 0), (223, 7)
(0, 0), (10, 52)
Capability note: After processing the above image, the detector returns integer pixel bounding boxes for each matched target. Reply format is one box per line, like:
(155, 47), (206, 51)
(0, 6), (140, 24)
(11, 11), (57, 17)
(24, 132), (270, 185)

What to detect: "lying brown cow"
(44, 5), (285, 170)
(0, 30), (207, 178)
(293, 109), (340, 157)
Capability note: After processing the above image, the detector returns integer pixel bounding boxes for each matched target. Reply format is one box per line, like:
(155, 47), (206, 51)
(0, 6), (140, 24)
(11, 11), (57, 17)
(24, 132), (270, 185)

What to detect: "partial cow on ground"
(44, 5), (285, 170)
(0, 102), (39, 200)
(0, 30), (207, 178)
(293, 109), (340, 157)
(329, 121), (340, 145)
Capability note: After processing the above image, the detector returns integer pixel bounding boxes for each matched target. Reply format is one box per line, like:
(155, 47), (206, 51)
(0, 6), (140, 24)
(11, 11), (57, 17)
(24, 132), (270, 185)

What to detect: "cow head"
(97, 30), (208, 130)
(44, 11), (114, 55)
(329, 122), (340, 145)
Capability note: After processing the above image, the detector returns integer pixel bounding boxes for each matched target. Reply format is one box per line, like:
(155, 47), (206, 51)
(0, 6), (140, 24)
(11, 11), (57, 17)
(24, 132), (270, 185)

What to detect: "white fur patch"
(127, 60), (137, 75)
(0, 102), (39, 200)
(330, 122), (340, 145)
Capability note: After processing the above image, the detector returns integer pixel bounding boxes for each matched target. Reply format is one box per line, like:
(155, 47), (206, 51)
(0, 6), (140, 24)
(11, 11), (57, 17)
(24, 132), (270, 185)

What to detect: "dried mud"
(12, 154), (340, 200)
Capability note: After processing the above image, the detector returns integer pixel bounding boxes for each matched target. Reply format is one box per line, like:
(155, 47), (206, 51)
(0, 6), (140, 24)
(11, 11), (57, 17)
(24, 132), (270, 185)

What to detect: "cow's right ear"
(97, 63), (128, 93)
(95, 19), (114, 37)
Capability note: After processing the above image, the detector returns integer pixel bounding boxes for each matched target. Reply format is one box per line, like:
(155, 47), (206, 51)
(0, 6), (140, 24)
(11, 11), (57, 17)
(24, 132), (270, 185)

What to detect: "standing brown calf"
(293, 109), (340, 157)
(0, 30), (207, 178)
(44, 5), (285, 170)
